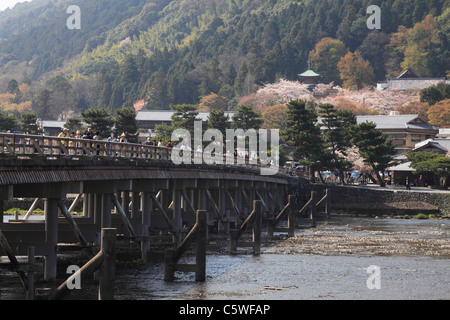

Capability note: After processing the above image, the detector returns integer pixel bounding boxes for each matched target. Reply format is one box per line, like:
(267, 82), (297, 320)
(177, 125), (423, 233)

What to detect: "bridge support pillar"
(131, 192), (140, 219)
(94, 194), (102, 226)
(121, 191), (130, 216)
(141, 192), (152, 262)
(102, 194), (112, 228)
(133, 179), (169, 261)
(44, 198), (58, 281)
(218, 182), (228, 232)
(0, 185), (13, 226)
(172, 182), (183, 244)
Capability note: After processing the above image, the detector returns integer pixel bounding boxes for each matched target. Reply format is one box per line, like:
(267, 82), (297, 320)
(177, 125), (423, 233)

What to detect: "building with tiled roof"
(356, 114), (439, 153)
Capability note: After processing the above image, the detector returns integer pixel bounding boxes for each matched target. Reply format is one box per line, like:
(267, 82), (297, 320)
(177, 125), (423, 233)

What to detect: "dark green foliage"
(0, 0), (447, 115)
(318, 104), (356, 183)
(420, 83), (450, 105)
(231, 105), (263, 130)
(350, 121), (396, 187)
(114, 107), (139, 143)
(207, 109), (230, 137)
(407, 151), (450, 186)
(20, 113), (41, 134)
(81, 108), (114, 138)
(155, 104), (201, 141)
(0, 113), (18, 132)
(280, 100), (327, 180)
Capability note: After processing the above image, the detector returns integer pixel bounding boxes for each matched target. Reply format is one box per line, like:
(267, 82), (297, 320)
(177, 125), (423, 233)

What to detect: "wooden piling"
(164, 210), (207, 282)
(26, 246), (35, 300)
(310, 191), (317, 228)
(48, 228), (117, 300)
(195, 210), (207, 281)
(229, 200), (262, 254)
(98, 228), (116, 300)
(325, 188), (330, 219)
(268, 195), (295, 238)
(164, 249), (176, 282)
(252, 201), (262, 255)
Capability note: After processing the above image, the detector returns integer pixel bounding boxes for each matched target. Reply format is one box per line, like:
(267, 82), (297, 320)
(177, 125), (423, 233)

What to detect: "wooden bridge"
(0, 132), (332, 299)
(0, 133), (292, 294)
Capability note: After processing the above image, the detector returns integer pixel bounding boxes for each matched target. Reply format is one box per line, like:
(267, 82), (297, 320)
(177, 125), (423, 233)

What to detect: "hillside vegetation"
(0, 0), (448, 120)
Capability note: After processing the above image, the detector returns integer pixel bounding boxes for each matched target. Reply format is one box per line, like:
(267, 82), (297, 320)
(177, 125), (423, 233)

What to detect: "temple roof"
(298, 69), (321, 77)
(396, 68), (419, 79)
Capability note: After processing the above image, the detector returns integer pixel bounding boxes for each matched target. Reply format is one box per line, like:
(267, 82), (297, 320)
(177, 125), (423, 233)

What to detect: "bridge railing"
(0, 132), (281, 173)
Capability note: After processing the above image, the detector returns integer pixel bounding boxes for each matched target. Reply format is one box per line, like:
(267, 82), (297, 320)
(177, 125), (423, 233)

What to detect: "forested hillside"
(0, 0), (448, 120)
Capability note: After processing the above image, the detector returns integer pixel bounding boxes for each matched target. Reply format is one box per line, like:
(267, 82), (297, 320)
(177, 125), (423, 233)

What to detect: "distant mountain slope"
(0, 0), (152, 78)
(0, 0), (448, 119)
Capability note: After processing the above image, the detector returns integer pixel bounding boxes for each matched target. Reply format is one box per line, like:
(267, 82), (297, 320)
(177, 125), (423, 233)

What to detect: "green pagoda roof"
(298, 70), (321, 77)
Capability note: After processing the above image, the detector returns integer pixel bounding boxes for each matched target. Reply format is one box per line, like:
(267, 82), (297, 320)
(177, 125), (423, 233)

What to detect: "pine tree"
(350, 122), (396, 187)
(280, 100), (327, 181)
(318, 104), (356, 184)
(0, 113), (18, 132)
(231, 104), (263, 130)
(81, 108), (114, 138)
(20, 113), (41, 134)
(207, 109), (230, 137)
(114, 107), (139, 143)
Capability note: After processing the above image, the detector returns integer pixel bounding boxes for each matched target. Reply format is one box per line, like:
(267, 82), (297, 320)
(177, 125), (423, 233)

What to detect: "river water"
(1, 215), (449, 300)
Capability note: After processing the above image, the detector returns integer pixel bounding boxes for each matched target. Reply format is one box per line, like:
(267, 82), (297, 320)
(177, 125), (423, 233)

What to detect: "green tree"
(20, 113), (41, 134)
(350, 122), (396, 187)
(318, 104), (356, 184)
(207, 109), (230, 137)
(407, 151), (450, 187)
(114, 107), (139, 143)
(64, 118), (84, 133)
(233, 61), (248, 97)
(231, 104), (263, 130)
(401, 15), (436, 77)
(199, 56), (223, 96)
(280, 100), (327, 181)
(81, 108), (114, 138)
(420, 83), (450, 105)
(33, 89), (52, 120)
(6, 79), (19, 94)
(155, 104), (201, 142)
(0, 113), (18, 132)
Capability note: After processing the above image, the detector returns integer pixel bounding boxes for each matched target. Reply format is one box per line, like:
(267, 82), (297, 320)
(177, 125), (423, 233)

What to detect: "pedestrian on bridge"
(83, 128), (94, 140)
(107, 132), (117, 155)
(58, 128), (69, 154)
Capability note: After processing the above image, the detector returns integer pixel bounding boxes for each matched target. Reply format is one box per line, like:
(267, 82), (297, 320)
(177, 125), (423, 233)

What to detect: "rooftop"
(136, 110), (236, 122)
(298, 70), (321, 77)
(356, 114), (438, 131)
(413, 139), (450, 153)
(388, 161), (413, 172)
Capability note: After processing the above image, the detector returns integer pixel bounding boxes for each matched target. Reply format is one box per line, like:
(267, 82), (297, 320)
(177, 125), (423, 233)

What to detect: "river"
(1, 215), (449, 300)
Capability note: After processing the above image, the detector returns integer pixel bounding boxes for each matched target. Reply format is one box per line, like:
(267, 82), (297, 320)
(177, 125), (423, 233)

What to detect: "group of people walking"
(56, 127), (176, 157)
(58, 128), (127, 143)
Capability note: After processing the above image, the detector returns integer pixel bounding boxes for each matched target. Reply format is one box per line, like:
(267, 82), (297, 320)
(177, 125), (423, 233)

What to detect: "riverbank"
(298, 182), (450, 215)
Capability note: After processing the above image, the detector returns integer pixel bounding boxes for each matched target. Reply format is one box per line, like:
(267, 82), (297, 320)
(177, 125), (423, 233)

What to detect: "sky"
(0, 0), (33, 12)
